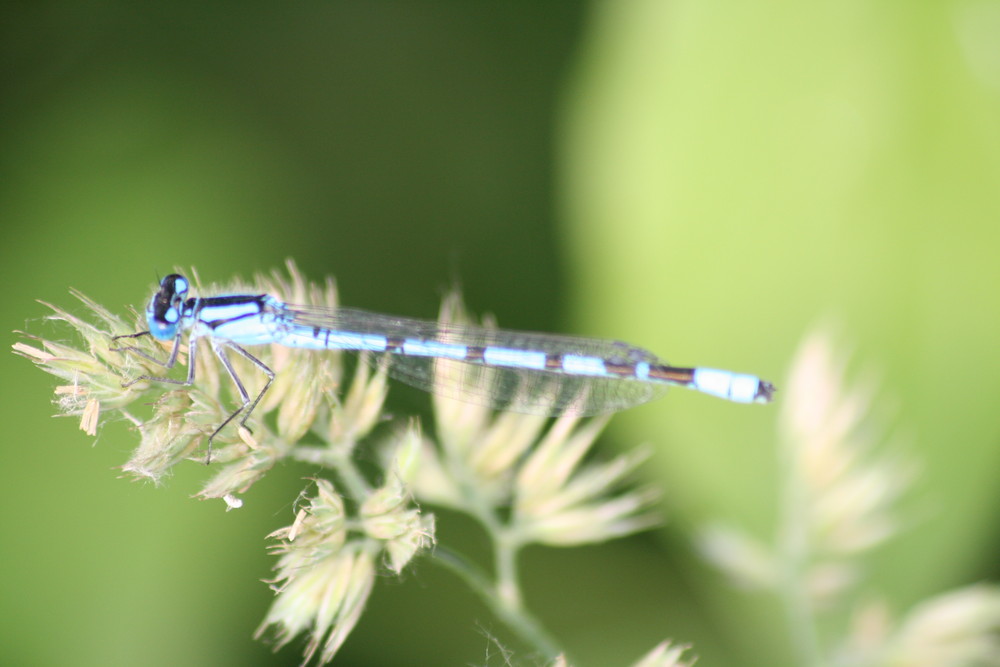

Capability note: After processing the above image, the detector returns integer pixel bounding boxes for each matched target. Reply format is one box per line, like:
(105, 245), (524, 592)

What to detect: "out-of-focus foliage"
(3, 1), (998, 666)
(562, 1), (1000, 664)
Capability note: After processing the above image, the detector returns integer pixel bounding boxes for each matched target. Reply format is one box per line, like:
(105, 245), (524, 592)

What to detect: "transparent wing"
(281, 304), (671, 416)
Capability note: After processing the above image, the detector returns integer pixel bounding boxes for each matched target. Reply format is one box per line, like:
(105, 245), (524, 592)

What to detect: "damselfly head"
(146, 274), (189, 340)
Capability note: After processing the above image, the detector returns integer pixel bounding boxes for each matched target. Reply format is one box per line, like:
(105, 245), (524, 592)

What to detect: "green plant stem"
(432, 546), (564, 661)
(494, 527), (524, 610)
(327, 446), (371, 502)
(288, 443), (371, 502)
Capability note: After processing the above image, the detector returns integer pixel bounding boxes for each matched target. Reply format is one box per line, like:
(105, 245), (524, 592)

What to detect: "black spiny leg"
(110, 329), (196, 388)
(207, 339), (275, 463)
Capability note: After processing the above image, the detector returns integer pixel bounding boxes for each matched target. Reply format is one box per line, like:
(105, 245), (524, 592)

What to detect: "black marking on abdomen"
(649, 365), (696, 384)
(604, 361), (637, 376)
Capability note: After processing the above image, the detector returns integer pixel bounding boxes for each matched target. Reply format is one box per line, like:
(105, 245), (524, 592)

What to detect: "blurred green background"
(2, 1), (998, 665)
